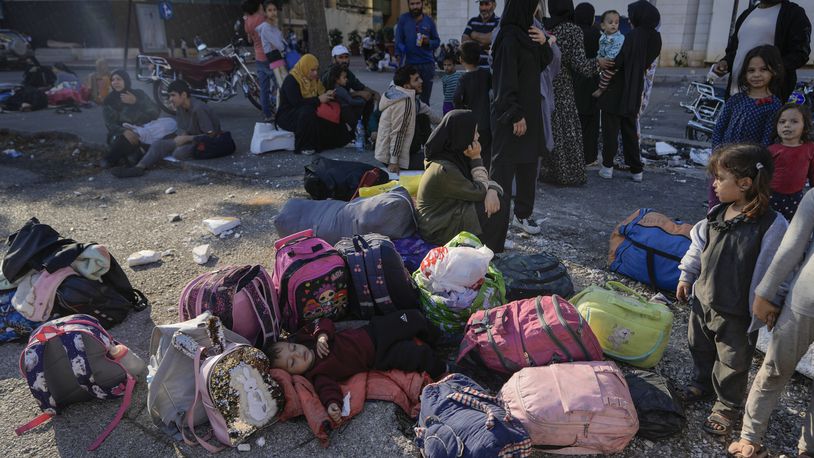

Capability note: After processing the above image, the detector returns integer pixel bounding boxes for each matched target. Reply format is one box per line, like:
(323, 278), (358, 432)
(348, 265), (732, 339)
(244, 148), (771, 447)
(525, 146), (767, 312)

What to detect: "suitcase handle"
(605, 281), (648, 303)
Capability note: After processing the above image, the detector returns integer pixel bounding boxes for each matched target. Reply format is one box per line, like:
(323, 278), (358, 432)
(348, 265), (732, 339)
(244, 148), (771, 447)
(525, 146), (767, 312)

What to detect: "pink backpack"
(271, 229), (350, 331)
(499, 361), (639, 455)
(457, 295), (603, 374)
(179, 265), (281, 347)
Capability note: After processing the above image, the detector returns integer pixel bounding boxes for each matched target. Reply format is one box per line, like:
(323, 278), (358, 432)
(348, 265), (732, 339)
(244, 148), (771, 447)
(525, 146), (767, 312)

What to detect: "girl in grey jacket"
(676, 144), (788, 438)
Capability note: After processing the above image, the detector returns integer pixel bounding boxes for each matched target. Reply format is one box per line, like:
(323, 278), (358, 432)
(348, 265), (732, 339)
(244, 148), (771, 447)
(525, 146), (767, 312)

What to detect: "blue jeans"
(256, 60), (273, 118)
(413, 62), (435, 105)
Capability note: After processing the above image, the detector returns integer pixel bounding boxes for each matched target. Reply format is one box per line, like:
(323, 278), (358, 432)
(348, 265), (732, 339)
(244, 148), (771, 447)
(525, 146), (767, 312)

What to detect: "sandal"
(680, 384), (714, 403)
(703, 411), (734, 436)
(727, 440), (768, 458)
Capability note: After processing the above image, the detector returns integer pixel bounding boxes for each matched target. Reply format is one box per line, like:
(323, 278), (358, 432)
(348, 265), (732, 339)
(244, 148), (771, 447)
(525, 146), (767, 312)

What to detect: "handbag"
(316, 101), (341, 124)
(193, 131), (236, 159)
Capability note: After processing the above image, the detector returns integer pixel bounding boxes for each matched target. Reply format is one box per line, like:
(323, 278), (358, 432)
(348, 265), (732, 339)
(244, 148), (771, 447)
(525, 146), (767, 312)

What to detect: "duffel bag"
(457, 295), (603, 374)
(570, 281), (673, 369)
(335, 233), (420, 319)
(493, 252), (574, 301)
(624, 370), (685, 440)
(499, 361), (638, 455)
(303, 157), (389, 201)
(608, 208), (692, 292)
(415, 373), (532, 458)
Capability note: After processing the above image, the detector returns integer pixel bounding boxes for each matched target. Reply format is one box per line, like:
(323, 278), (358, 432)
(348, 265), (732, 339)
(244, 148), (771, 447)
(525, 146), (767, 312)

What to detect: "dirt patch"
(0, 129), (103, 181)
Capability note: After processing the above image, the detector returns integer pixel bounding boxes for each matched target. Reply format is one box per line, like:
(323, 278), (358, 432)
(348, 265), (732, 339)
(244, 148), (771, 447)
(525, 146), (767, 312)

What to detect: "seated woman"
(276, 54), (353, 155)
(416, 109), (503, 246)
(101, 70), (161, 167)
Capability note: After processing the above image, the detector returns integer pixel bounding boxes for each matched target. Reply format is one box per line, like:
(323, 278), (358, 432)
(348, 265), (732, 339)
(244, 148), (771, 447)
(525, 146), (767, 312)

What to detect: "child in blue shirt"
(441, 55), (462, 114)
(592, 10), (624, 98)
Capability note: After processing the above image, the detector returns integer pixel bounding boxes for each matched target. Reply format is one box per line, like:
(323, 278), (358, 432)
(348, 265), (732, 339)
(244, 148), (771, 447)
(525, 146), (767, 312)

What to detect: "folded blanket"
(270, 368), (430, 446)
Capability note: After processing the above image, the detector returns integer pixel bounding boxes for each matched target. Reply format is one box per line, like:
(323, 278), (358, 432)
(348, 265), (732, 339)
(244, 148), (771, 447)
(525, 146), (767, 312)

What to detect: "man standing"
(462, 0), (500, 67)
(395, 0), (440, 105)
(320, 45), (380, 139)
(112, 80), (221, 178)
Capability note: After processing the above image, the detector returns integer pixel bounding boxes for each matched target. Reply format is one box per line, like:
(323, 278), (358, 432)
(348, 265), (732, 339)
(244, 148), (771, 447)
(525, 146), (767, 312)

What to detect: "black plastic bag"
(625, 370), (685, 440)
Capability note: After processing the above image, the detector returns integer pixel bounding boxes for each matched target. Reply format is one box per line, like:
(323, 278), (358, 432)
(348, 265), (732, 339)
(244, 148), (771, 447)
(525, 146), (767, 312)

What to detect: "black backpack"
(493, 252), (575, 301)
(624, 370), (685, 440)
(2, 218), (148, 328)
(303, 157), (389, 201)
(335, 233), (420, 319)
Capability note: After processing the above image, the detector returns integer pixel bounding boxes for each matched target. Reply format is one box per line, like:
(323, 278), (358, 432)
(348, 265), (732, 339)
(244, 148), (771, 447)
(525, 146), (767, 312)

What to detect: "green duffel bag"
(570, 281), (673, 369)
(413, 232), (506, 336)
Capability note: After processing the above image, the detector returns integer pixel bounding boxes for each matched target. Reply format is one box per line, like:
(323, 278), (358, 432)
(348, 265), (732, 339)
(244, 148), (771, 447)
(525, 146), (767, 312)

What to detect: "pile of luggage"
(4, 192), (694, 454)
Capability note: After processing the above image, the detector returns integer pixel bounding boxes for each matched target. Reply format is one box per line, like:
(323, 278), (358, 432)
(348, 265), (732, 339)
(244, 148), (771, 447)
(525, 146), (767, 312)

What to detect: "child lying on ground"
(265, 310), (446, 423)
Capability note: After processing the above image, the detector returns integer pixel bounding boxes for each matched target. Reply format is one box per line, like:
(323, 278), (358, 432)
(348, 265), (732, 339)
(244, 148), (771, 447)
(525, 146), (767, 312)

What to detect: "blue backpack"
(1, 289), (37, 343)
(415, 373), (532, 458)
(609, 209), (693, 292)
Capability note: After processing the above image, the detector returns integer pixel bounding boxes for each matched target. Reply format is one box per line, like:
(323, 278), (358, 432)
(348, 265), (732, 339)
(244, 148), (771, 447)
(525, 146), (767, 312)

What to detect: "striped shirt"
(464, 14), (500, 65)
(441, 71), (462, 102)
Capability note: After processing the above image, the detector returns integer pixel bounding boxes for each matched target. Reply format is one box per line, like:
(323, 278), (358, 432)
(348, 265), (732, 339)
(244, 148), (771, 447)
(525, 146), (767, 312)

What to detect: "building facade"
(437, 0), (814, 67)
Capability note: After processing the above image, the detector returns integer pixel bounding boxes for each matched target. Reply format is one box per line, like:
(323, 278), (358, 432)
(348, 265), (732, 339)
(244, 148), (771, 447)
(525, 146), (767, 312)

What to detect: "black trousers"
(580, 112), (599, 164)
(480, 160), (537, 254)
(478, 130), (492, 172)
(368, 309), (445, 378)
(407, 114), (433, 170)
(601, 111), (643, 174)
(688, 299), (757, 417)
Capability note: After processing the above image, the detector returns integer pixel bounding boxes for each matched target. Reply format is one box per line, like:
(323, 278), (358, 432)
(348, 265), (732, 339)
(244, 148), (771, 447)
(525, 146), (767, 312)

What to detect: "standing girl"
(768, 104), (814, 221)
(709, 45), (784, 208)
(677, 144), (788, 438)
(256, 0), (288, 118)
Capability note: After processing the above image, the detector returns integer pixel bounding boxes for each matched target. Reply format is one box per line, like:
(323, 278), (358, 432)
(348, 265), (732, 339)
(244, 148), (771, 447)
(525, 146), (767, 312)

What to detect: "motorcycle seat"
(164, 56), (234, 76)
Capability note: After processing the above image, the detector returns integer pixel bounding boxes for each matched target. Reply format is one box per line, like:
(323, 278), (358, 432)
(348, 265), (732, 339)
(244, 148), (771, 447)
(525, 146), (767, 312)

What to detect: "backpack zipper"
(551, 296), (592, 360)
(515, 305), (535, 366)
(534, 297), (573, 361)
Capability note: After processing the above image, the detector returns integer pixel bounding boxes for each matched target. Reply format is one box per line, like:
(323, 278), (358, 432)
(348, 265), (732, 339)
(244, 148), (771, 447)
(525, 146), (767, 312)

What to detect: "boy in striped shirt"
(441, 56), (462, 114)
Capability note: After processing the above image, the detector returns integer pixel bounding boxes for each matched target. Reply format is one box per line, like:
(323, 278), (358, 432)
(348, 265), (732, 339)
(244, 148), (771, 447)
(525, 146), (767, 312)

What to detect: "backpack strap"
(355, 236), (396, 316)
(347, 237), (375, 319)
(184, 347), (225, 453)
(86, 374), (135, 451)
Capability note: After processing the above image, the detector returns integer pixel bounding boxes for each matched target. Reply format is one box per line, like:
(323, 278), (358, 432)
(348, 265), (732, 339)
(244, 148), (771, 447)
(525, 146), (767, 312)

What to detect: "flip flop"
(681, 384), (714, 403)
(727, 441), (768, 458)
(703, 411), (734, 436)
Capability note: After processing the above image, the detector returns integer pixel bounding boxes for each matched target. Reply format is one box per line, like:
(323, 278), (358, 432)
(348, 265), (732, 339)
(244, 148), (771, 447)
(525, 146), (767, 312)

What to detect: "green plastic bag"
(413, 232), (506, 336)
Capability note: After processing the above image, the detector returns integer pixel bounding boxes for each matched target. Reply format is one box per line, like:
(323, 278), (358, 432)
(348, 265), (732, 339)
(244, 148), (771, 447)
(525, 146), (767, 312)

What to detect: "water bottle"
(355, 120), (365, 151)
(109, 344), (147, 377)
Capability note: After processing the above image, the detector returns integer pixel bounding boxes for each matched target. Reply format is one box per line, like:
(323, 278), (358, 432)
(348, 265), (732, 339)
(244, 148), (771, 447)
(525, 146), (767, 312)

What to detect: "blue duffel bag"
(608, 208), (693, 292)
(415, 373), (531, 458)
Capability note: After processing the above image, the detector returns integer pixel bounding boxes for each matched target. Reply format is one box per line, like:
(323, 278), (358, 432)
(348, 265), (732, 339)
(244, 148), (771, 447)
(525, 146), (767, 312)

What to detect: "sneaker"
(301, 149), (317, 156)
(632, 172), (643, 183)
(598, 166), (613, 179)
(111, 166), (145, 178)
(512, 215), (541, 235)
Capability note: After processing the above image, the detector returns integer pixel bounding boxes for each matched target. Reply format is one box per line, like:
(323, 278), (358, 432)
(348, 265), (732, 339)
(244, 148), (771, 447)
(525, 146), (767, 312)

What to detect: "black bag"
(3, 86), (48, 111)
(303, 157), (389, 201)
(624, 370), (685, 440)
(335, 233), (420, 319)
(493, 252), (574, 301)
(192, 131), (236, 159)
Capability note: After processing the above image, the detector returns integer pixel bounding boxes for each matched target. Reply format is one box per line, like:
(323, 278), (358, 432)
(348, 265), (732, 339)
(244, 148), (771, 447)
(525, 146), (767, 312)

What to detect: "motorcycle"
(136, 38), (264, 116)
(680, 67), (724, 143)
(788, 78), (814, 111)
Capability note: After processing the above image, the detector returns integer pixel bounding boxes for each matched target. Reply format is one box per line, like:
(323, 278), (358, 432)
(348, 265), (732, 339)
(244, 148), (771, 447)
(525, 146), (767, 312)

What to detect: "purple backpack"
(271, 229), (350, 331)
(178, 265), (281, 348)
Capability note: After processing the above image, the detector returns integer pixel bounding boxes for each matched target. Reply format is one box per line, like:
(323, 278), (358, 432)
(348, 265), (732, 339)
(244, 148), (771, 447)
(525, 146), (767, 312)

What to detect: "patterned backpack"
(16, 314), (145, 451)
(271, 229), (350, 332)
(178, 265), (281, 348)
(175, 315), (285, 451)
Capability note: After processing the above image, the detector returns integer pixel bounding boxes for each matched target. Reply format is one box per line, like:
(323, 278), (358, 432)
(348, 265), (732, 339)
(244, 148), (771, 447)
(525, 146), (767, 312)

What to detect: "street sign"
(158, 0), (173, 20)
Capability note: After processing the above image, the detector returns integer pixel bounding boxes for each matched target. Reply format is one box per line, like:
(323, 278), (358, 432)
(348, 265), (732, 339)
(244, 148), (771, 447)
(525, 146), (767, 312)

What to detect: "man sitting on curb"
(321, 45), (379, 140)
(112, 80), (221, 178)
(374, 65), (440, 174)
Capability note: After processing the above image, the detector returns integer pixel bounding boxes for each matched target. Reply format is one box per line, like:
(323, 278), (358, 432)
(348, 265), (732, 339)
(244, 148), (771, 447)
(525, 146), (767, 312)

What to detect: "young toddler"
(441, 56), (462, 115)
(768, 104), (814, 221)
(592, 10), (624, 98)
(266, 310), (446, 423)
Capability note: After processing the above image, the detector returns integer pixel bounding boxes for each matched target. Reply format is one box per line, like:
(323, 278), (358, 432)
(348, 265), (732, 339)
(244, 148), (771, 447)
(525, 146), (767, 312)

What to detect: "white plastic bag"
(421, 246), (494, 293)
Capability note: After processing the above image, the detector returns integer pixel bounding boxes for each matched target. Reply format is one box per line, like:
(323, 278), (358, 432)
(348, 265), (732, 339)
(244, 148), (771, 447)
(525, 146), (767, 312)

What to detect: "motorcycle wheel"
(243, 73), (264, 112)
(153, 79), (177, 115)
(686, 125), (711, 143)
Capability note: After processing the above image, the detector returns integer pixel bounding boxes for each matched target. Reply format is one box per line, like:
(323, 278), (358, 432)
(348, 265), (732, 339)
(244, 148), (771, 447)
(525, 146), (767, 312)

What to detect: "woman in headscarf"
(483, 0), (552, 253)
(539, 0), (604, 186)
(597, 0), (662, 182)
(276, 53), (352, 154)
(572, 2), (602, 165)
(416, 110), (503, 246)
(101, 69), (160, 167)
